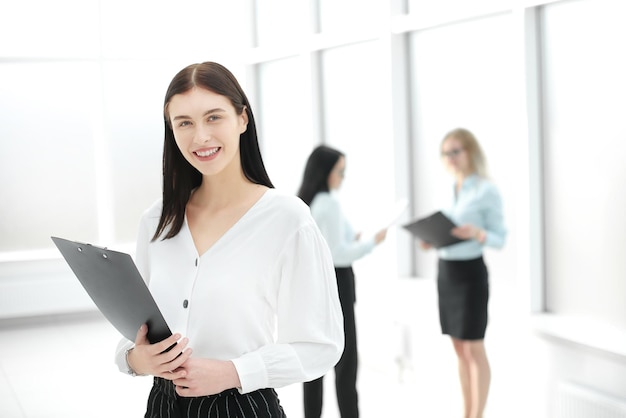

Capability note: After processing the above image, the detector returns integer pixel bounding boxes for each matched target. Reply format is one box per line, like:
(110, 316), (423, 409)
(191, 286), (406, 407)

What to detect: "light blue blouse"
(438, 174), (507, 261)
(310, 191), (376, 268)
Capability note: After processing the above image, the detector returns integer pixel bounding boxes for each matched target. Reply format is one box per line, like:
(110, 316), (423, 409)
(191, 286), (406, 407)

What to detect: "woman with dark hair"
(114, 62), (344, 418)
(420, 128), (506, 418)
(297, 145), (387, 418)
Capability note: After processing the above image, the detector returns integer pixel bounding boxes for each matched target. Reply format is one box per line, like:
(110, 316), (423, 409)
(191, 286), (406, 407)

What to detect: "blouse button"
(183, 299), (189, 309)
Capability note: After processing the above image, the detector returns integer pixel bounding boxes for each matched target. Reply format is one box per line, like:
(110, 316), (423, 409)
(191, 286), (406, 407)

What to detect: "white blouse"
(310, 191), (376, 267)
(115, 188), (344, 394)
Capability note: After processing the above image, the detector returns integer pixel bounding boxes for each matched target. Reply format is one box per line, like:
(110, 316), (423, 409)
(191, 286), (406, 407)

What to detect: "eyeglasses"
(441, 148), (464, 158)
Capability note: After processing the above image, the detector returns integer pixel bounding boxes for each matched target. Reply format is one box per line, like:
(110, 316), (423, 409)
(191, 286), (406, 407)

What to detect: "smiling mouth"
(194, 148), (220, 157)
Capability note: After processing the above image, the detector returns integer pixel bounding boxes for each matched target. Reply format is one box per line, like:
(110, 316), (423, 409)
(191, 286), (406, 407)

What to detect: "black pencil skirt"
(437, 256), (489, 340)
(144, 377), (286, 418)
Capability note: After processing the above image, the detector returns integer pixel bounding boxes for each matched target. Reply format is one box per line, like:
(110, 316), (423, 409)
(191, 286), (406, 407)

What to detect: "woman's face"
(167, 87), (248, 178)
(328, 156), (345, 190)
(441, 137), (470, 176)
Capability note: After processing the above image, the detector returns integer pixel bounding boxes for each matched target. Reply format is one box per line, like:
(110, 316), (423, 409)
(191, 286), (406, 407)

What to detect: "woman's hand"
(419, 241), (432, 250)
(127, 324), (192, 380)
(173, 358), (241, 397)
(374, 228), (387, 244)
(451, 224), (485, 243)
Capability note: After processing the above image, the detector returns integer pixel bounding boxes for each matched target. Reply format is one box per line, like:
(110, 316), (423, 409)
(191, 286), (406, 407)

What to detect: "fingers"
(132, 324), (192, 377)
(134, 324), (149, 346)
(135, 324), (184, 351)
(156, 337), (192, 375)
(450, 228), (463, 238)
(156, 333), (185, 354)
(451, 224), (474, 239)
(157, 346), (193, 379)
(162, 337), (190, 363)
(375, 229), (387, 244)
(419, 241), (432, 250)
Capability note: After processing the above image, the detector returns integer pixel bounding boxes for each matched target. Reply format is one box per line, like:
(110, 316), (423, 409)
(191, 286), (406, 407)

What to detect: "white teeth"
(196, 148), (219, 157)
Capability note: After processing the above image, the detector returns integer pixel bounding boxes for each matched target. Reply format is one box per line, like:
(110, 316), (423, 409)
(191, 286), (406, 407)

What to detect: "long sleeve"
(311, 192), (375, 267)
(481, 184), (506, 249)
(231, 222), (344, 393)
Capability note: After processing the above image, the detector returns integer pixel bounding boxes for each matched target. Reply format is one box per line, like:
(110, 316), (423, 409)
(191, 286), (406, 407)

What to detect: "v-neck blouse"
(115, 188), (344, 394)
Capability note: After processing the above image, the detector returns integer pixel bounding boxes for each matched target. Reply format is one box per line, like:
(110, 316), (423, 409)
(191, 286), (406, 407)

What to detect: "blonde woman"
(420, 128), (506, 418)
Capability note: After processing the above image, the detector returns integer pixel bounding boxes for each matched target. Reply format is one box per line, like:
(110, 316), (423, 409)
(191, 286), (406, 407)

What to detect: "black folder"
(402, 211), (466, 248)
(51, 236), (172, 344)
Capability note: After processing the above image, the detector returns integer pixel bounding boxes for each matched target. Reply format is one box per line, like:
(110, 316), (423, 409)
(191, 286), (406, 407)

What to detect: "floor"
(0, 278), (542, 418)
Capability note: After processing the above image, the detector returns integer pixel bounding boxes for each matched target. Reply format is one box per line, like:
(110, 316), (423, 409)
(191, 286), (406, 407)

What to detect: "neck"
(455, 172), (467, 186)
(455, 170), (476, 189)
(194, 169), (259, 210)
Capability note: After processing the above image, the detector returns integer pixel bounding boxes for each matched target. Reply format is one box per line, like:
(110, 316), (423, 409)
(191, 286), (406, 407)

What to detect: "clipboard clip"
(74, 242), (108, 258)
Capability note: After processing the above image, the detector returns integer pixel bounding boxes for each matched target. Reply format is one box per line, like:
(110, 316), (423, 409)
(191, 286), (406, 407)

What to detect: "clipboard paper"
(51, 236), (172, 344)
(402, 211), (466, 248)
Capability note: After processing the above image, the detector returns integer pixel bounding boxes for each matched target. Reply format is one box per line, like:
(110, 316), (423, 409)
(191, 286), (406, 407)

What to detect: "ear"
(239, 106), (249, 134)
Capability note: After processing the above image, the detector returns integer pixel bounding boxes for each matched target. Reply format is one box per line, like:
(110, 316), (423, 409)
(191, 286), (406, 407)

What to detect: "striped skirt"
(145, 377), (286, 418)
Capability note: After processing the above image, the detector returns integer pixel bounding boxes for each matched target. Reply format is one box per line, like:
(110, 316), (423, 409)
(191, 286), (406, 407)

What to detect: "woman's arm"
(230, 221), (345, 394)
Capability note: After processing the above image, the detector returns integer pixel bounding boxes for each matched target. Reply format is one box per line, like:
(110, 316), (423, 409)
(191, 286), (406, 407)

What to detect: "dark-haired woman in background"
(114, 62), (344, 418)
(298, 145), (387, 418)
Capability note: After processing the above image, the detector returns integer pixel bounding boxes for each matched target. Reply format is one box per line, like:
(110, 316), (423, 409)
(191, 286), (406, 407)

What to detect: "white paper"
(361, 198), (409, 240)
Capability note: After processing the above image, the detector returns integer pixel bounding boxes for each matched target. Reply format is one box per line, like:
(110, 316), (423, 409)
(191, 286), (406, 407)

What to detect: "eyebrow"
(171, 108), (226, 121)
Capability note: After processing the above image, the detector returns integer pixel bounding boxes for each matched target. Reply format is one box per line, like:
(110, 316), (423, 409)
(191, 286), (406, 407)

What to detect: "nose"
(194, 124), (212, 144)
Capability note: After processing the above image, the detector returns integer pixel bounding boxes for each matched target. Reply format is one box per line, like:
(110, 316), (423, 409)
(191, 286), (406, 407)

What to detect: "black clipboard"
(402, 211), (466, 248)
(51, 236), (172, 344)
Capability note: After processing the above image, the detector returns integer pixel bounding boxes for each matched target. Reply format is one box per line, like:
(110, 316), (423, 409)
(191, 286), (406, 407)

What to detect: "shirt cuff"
(231, 351), (268, 394)
(114, 339), (135, 375)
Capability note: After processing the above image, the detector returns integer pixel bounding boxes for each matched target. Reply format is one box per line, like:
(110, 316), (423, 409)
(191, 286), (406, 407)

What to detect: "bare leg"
(451, 338), (472, 418)
(451, 338), (490, 418)
(467, 340), (490, 418)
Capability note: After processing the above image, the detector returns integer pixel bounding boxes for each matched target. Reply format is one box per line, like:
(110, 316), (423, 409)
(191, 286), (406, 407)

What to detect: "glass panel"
(257, 58), (315, 194)
(318, 0), (380, 34)
(99, 0), (249, 59)
(407, 0), (505, 22)
(320, 40), (397, 277)
(409, 13), (517, 280)
(0, 0), (100, 58)
(0, 62), (100, 251)
(101, 61), (185, 243)
(252, 0), (309, 47)
(542, 0), (626, 330)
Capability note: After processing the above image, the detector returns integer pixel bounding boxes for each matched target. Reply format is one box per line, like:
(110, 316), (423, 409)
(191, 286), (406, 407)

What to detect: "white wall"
(541, 0), (626, 332)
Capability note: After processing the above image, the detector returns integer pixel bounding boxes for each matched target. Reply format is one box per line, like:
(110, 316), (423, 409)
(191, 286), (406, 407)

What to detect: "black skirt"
(437, 256), (489, 340)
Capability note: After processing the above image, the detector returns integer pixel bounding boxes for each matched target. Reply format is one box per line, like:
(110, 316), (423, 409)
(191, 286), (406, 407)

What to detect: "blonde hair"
(441, 127), (488, 177)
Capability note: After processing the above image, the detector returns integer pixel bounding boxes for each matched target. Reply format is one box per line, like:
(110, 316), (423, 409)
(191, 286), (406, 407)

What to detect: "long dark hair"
(153, 62), (274, 241)
(297, 145), (344, 206)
